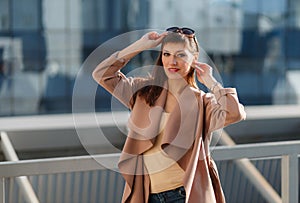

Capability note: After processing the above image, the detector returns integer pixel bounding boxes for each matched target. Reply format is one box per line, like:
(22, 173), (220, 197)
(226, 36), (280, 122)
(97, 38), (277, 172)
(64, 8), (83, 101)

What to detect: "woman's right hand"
(114, 31), (167, 62)
(139, 31), (168, 50)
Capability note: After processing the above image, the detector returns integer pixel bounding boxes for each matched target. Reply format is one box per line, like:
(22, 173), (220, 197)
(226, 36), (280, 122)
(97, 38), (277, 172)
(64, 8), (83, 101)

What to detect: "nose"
(170, 55), (177, 65)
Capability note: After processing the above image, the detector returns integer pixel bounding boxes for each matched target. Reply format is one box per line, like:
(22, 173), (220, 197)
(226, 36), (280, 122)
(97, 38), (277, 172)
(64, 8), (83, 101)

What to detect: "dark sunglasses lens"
(166, 27), (195, 36)
(166, 27), (179, 32)
(182, 28), (194, 35)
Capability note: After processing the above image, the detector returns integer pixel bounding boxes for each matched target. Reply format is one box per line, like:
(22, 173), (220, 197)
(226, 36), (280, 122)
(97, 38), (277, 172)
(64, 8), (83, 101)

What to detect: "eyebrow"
(162, 49), (186, 53)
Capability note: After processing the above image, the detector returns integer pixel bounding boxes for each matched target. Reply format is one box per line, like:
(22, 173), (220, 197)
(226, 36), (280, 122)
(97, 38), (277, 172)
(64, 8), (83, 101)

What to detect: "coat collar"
(126, 81), (199, 143)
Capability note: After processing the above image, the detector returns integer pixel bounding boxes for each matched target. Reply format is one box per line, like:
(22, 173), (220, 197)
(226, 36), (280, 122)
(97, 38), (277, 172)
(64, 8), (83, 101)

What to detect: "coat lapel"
(162, 85), (200, 163)
(119, 86), (168, 202)
(126, 86), (167, 140)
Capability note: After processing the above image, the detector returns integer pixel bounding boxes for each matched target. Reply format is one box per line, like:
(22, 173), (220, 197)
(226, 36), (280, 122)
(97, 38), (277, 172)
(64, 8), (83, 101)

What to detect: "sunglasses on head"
(166, 27), (195, 38)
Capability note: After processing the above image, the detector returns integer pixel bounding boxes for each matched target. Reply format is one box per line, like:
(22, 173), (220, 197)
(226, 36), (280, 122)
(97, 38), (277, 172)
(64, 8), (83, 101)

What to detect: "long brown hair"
(130, 32), (200, 108)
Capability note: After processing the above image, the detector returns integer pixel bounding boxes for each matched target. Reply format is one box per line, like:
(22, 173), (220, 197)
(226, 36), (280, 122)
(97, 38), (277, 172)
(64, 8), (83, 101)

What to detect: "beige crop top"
(143, 112), (185, 193)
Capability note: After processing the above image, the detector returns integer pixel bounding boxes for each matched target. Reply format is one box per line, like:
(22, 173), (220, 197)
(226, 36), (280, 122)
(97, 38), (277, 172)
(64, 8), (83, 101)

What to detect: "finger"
(156, 32), (168, 41)
(194, 62), (206, 71)
(149, 33), (157, 40)
(194, 61), (208, 67)
(196, 71), (203, 82)
(148, 31), (159, 40)
(160, 31), (168, 37)
(194, 65), (204, 72)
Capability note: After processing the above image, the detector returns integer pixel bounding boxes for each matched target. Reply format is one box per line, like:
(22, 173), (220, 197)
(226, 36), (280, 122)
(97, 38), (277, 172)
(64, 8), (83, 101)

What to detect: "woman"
(92, 27), (246, 203)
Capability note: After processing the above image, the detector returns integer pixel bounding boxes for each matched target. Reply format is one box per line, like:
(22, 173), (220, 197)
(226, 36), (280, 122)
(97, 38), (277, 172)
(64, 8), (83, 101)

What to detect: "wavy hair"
(130, 32), (200, 108)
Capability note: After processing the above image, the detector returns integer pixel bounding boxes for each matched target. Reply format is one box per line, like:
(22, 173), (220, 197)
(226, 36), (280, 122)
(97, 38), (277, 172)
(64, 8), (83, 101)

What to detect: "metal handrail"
(0, 132), (39, 203)
(0, 133), (299, 203)
(212, 140), (300, 160)
(216, 131), (281, 203)
(212, 139), (300, 203)
(0, 141), (296, 177)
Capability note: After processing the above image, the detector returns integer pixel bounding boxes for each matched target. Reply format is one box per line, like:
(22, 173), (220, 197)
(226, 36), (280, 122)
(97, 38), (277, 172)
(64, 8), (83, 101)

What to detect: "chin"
(167, 75), (187, 81)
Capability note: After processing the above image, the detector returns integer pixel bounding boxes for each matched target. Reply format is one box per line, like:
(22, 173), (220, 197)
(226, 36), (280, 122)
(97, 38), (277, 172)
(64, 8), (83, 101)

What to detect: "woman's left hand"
(193, 61), (217, 87)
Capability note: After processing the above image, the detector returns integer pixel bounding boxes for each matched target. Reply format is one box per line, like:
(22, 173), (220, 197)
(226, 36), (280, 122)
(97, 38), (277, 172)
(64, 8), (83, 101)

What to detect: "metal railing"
(216, 131), (282, 203)
(0, 132), (39, 203)
(0, 131), (299, 203)
(212, 140), (300, 203)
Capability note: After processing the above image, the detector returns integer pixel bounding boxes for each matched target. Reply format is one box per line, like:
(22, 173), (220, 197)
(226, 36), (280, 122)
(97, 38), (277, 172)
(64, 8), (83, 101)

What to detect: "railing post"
(0, 132), (39, 203)
(281, 154), (299, 203)
(217, 131), (281, 203)
(0, 178), (5, 203)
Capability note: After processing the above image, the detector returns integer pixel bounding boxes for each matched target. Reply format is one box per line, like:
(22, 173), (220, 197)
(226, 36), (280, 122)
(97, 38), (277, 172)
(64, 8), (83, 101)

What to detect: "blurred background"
(0, 0), (299, 203)
(0, 0), (299, 116)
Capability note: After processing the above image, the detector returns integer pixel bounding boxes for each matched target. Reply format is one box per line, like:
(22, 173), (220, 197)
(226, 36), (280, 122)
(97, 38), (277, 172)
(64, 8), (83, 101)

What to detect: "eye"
(177, 53), (186, 58)
(163, 52), (170, 57)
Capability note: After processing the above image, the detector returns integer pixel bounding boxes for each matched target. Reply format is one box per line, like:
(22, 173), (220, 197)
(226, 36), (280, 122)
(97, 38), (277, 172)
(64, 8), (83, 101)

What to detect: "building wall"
(0, 0), (300, 116)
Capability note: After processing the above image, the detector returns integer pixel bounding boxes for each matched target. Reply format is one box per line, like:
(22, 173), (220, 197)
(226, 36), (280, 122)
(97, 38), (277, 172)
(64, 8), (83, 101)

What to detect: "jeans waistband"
(149, 186), (186, 201)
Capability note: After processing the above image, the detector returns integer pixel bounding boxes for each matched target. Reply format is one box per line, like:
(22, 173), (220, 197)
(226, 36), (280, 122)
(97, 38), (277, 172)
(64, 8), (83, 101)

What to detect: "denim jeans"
(148, 186), (186, 203)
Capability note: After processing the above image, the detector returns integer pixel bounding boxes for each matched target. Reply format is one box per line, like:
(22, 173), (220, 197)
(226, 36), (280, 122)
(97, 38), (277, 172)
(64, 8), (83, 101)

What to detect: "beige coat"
(93, 52), (246, 203)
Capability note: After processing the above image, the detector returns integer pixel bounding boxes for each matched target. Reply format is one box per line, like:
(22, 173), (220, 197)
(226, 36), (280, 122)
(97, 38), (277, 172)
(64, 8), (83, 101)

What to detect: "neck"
(167, 79), (187, 95)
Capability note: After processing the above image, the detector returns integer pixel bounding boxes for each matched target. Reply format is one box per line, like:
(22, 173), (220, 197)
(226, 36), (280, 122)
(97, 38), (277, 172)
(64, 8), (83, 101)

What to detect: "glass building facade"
(0, 0), (299, 116)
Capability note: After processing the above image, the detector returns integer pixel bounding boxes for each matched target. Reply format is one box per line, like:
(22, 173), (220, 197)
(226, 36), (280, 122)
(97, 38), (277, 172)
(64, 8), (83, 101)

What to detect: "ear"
(193, 53), (199, 61)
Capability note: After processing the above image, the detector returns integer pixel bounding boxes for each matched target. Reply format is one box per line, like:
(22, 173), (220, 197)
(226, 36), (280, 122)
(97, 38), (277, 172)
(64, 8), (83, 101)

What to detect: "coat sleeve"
(203, 88), (246, 135)
(92, 51), (142, 109)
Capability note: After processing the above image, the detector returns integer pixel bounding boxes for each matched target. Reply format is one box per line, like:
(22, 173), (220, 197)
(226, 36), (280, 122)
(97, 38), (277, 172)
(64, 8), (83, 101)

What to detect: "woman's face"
(161, 42), (195, 80)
